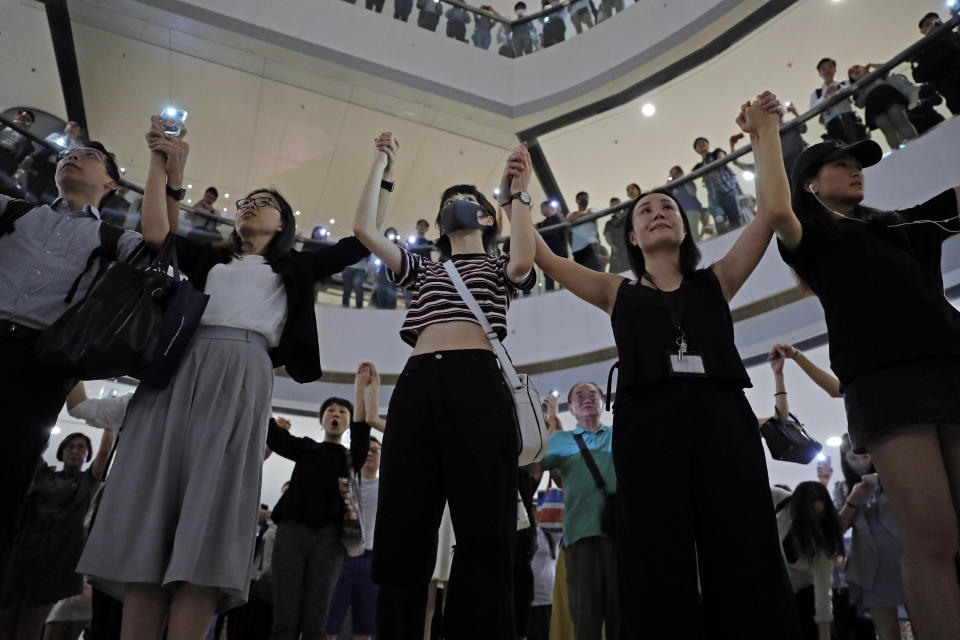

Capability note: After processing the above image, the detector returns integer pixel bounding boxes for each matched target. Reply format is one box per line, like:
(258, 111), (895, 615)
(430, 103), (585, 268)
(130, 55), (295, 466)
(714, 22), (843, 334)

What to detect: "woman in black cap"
(760, 122), (960, 639)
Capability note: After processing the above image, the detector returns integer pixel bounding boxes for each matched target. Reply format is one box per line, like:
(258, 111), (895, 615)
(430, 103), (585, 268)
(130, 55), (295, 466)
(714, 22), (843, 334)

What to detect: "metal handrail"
(522, 13), (960, 238)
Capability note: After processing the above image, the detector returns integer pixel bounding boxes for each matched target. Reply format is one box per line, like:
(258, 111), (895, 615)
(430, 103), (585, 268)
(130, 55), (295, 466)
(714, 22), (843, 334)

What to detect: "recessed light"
(641, 103), (656, 117)
(826, 436), (843, 447)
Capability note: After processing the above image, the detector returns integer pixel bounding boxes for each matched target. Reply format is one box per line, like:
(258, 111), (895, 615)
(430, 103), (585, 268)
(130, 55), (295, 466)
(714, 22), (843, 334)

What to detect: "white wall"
(145, 0), (734, 113)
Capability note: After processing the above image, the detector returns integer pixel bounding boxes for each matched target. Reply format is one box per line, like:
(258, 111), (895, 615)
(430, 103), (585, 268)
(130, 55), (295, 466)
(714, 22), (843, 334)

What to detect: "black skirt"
(864, 84), (908, 129)
(843, 357), (960, 452)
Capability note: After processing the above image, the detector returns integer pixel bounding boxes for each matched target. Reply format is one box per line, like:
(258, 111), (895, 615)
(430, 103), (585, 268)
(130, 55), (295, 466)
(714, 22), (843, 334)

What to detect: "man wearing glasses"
(0, 141), (144, 569)
(0, 109), (36, 180)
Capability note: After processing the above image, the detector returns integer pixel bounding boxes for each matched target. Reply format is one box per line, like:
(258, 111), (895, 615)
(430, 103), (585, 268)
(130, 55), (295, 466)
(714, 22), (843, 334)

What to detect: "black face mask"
(439, 199), (487, 235)
(576, 197), (589, 208)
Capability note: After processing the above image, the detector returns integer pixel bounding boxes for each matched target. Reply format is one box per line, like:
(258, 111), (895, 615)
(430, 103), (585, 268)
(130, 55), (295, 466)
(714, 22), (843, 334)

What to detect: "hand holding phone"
(160, 108), (188, 137)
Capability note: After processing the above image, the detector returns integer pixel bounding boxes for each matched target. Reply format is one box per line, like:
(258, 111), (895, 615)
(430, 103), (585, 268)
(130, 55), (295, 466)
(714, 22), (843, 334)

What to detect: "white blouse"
(200, 255), (288, 347)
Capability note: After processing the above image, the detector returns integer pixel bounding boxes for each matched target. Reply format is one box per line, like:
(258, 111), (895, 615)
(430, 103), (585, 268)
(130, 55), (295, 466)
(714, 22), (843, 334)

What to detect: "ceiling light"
(187, 184), (193, 189)
(493, 187), (501, 196)
(224, 193), (229, 198)
(374, 258), (382, 266)
(742, 170), (755, 181)
(295, 210), (301, 216)
(407, 235), (417, 244)
(550, 200), (559, 209)
(329, 218), (335, 224)
(948, 0), (958, 7)
(387, 233), (396, 241)
(52, 426), (61, 434)
(187, 199), (192, 203)
(120, 167), (126, 173)
(641, 103), (656, 117)
(826, 436), (843, 447)
(222, 207), (228, 212)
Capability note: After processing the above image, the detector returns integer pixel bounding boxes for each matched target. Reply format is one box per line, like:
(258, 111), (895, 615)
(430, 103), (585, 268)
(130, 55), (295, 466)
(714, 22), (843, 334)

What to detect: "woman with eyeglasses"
(77, 117), (377, 640)
(352, 133), (536, 637)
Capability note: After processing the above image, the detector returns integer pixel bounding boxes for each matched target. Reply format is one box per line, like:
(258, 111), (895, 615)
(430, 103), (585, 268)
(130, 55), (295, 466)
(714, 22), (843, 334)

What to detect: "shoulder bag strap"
(443, 259), (522, 389)
(572, 432), (608, 494)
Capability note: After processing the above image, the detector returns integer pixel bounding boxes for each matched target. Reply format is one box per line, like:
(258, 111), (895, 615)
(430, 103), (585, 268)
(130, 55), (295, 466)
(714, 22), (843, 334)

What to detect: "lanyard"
(642, 271), (688, 358)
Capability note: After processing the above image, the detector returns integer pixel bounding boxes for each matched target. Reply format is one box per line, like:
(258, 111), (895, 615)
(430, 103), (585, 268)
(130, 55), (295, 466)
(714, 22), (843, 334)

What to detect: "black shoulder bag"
(37, 233), (209, 388)
(572, 432), (616, 538)
(760, 409), (822, 465)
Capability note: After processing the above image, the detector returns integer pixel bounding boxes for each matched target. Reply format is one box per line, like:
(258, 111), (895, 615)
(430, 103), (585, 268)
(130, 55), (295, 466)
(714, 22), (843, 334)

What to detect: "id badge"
(667, 351), (707, 377)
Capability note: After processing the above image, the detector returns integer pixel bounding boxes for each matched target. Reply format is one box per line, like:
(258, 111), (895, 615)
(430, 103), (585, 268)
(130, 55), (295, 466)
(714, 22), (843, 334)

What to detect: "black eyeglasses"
(58, 148), (106, 162)
(236, 197), (280, 211)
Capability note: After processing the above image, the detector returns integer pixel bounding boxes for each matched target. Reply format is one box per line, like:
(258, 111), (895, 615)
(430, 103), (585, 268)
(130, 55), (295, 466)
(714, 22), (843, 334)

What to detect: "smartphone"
(784, 100), (794, 108)
(160, 108), (188, 136)
(862, 472), (880, 487)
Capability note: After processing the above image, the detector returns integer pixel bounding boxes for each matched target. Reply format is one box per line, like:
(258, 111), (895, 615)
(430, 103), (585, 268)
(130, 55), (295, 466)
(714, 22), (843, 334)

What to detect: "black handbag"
(572, 433), (616, 538)
(36, 235), (209, 388)
(760, 409), (822, 464)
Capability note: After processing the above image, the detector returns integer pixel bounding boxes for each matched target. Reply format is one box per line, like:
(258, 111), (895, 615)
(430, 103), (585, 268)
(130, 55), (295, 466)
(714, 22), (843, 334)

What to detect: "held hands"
(499, 144), (532, 201)
(355, 361), (375, 389)
(146, 115), (189, 183)
(770, 343), (799, 359)
(374, 132), (399, 178)
(735, 91), (785, 135)
(767, 343), (795, 375)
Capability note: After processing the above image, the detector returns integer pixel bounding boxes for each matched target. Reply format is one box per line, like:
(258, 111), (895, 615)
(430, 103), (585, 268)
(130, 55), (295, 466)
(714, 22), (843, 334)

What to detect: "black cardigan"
(174, 235), (369, 382)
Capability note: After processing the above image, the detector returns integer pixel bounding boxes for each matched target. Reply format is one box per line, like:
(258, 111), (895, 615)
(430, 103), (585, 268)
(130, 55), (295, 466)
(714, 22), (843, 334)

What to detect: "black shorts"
(843, 357), (960, 452)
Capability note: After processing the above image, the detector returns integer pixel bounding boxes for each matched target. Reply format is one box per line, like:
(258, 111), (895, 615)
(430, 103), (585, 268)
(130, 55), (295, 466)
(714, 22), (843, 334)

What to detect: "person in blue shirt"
(536, 381), (618, 640)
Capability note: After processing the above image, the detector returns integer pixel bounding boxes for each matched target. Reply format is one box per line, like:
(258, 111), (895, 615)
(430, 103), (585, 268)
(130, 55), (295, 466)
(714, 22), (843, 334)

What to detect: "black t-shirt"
(611, 269), (752, 406)
(778, 190), (960, 385)
(267, 419), (371, 529)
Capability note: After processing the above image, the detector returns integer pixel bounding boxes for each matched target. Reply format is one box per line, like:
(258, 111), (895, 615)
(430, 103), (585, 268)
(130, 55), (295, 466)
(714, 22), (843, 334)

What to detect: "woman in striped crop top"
(352, 132), (537, 637)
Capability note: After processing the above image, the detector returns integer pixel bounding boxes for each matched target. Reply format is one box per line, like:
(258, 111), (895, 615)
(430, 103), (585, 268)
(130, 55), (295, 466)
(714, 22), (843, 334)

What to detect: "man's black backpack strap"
(64, 222), (125, 304)
(573, 432), (609, 493)
(0, 198), (40, 237)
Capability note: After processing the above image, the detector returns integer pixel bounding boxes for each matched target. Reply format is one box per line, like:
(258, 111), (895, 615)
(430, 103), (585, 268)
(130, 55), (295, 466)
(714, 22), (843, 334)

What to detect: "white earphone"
(807, 182), (959, 233)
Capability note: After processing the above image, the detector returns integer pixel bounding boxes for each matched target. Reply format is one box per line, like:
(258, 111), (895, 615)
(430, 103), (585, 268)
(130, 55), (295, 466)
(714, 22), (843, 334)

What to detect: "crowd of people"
(1, 8), (960, 640)
(339, 0), (629, 57)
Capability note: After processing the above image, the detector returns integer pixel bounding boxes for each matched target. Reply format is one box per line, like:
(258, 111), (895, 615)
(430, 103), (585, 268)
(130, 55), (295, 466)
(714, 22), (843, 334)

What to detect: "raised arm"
(353, 133), (403, 274)
(143, 116), (190, 248)
(532, 229), (623, 314)
(712, 92), (785, 301)
(768, 345), (790, 417)
(499, 145), (535, 282)
(364, 362), (387, 433)
(90, 428), (116, 480)
(774, 343), (842, 397)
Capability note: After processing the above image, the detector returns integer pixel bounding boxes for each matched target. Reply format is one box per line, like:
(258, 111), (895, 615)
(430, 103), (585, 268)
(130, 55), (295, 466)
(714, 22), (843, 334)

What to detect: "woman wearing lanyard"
(523, 93), (800, 638)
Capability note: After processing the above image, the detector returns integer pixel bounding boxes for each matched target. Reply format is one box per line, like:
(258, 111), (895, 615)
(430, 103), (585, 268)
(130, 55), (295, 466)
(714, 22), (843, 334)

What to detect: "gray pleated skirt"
(77, 326), (274, 613)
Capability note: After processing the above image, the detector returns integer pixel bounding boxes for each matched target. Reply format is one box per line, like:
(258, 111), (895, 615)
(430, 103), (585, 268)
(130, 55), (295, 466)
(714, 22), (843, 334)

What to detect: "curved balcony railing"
(340, 0), (636, 57)
(2, 12), (957, 308)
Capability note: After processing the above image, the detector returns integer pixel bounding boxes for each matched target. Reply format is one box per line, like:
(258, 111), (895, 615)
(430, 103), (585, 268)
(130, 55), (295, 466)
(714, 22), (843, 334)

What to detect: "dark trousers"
(514, 533), (534, 637)
(613, 380), (801, 639)
(327, 550), (378, 636)
(271, 521), (343, 640)
(527, 604), (551, 640)
(226, 583), (273, 640)
(88, 587), (123, 640)
(341, 267), (366, 308)
(393, 0), (412, 20)
(373, 350), (518, 639)
(0, 334), (75, 570)
(565, 536), (618, 640)
(825, 113), (869, 144)
(572, 244), (603, 272)
(365, 0), (385, 11)
(446, 20), (467, 42)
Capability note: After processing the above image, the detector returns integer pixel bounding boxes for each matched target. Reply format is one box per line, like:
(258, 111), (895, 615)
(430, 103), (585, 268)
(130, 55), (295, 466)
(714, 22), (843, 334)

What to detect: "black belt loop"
(605, 362), (619, 411)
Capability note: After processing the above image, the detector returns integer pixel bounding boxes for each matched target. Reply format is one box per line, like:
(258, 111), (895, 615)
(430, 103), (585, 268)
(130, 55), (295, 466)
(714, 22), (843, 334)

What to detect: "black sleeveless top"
(610, 268), (751, 407)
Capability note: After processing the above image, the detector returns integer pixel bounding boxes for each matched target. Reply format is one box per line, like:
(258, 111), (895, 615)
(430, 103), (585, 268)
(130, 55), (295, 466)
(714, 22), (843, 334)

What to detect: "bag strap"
(443, 259), (523, 389)
(572, 432), (609, 494)
(0, 198), (39, 237)
(63, 221), (125, 304)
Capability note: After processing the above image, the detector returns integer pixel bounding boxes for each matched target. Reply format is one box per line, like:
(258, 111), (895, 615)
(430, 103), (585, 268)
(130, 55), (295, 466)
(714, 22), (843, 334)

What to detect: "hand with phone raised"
(146, 114), (189, 185)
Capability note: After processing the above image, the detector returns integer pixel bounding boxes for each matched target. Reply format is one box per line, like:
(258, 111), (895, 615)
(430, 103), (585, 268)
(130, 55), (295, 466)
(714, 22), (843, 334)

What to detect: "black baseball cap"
(790, 139), (882, 194)
(919, 12), (940, 29)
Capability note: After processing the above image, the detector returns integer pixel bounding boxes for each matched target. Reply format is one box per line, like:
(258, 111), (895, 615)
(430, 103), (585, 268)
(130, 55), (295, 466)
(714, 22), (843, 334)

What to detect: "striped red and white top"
(388, 247), (536, 347)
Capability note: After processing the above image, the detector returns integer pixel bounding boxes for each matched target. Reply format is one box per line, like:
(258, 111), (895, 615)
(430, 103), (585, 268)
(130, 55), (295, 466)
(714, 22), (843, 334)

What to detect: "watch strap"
(380, 179), (395, 192)
(165, 184), (186, 201)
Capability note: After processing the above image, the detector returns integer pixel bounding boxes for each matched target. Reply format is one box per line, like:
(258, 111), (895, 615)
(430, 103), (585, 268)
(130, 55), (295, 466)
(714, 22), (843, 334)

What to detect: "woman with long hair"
(77, 118), (376, 640)
(352, 133), (536, 637)
(773, 482), (845, 640)
(520, 93), (800, 638)
(769, 344), (907, 639)
(761, 90), (960, 639)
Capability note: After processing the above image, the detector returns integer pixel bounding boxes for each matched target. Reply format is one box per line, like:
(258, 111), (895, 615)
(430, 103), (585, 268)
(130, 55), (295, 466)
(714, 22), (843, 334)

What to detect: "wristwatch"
(509, 191), (532, 206)
(166, 184), (187, 201)
(380, 179), (395, 192)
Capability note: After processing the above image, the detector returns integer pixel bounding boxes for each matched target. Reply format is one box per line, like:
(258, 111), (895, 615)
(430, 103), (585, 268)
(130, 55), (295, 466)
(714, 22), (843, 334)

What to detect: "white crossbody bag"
(443, 260), (548, 465)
